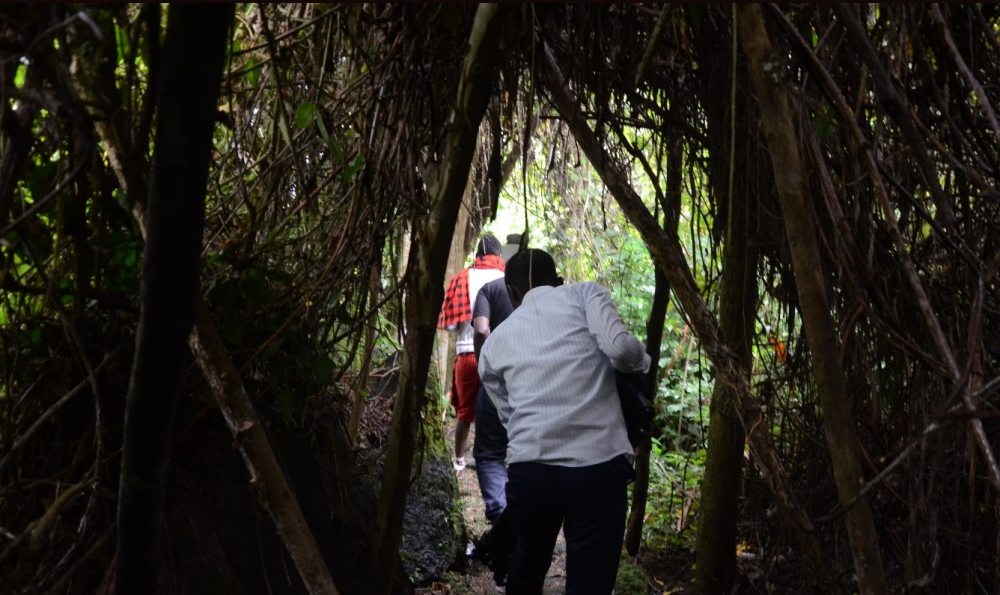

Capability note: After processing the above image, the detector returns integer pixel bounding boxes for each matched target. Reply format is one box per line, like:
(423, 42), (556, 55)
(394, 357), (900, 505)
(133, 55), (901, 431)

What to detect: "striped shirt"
(478, 282), (651, 467)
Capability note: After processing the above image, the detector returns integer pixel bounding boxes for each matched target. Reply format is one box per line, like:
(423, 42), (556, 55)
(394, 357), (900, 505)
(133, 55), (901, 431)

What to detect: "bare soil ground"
(417, 420), (567, 595)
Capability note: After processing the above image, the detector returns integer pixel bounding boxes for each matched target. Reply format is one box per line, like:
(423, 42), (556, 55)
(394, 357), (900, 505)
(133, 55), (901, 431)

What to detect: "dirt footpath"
(419, 420), (567, 594)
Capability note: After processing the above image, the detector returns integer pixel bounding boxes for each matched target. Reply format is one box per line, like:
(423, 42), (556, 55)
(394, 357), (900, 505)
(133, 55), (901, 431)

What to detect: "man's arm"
(584, 283), (651, 374)
(477, 347), (510, 424)
(472, 284), (494, 359)
(473, 315), (490, 359)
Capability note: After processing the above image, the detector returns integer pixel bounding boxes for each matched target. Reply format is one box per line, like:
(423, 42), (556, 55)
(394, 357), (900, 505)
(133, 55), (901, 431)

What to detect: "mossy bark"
(399, 432), (466, 585)
(692, 10), (760, 592)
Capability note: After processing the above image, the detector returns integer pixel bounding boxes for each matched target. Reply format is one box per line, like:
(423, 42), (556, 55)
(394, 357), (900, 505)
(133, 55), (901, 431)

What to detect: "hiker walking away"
(438, 234), (504, 475)
(479, 248), (649, 594)
(470, 274), (516, 585)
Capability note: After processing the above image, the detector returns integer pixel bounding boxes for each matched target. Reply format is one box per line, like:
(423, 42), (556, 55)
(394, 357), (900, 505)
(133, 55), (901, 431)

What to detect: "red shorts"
(450, 352), (479, 423)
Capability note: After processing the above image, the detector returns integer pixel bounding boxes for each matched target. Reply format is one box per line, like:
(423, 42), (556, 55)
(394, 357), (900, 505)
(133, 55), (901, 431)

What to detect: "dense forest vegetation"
(2, 3), (1000, 594)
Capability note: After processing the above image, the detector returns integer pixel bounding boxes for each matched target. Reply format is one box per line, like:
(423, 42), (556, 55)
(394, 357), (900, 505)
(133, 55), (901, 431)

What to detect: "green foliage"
(295, 102), (317, 129)
(634, 439), (707, 552)
(615, 553), (651, 595)
(206, 266), (342, 425)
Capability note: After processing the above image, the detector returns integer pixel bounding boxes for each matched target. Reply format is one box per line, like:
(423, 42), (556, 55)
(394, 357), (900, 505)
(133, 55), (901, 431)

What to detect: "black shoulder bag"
(615, 370), (655, 448)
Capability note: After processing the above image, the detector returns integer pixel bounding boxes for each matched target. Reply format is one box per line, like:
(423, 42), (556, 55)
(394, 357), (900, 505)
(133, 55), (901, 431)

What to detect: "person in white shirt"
(478, 248), (650, 594)
(438, 234), (505, 475)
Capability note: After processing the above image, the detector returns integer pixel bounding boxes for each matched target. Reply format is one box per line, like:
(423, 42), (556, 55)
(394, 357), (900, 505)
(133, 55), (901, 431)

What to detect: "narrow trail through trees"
(425, 419), (567, 595)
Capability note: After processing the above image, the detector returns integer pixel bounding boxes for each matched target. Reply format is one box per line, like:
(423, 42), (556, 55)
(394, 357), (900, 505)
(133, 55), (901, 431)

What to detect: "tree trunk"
(624, 130), (681, 556)
(737, 5), (886, 594)
(437, 171), (478, 404)
(369, 5), (506, 593)
(694, 167), (757, 594)
(539, 42), (844, 594)
(115, 6), (232, 593)
(693, 11), (759, 591)
(0, 99), (38, 227)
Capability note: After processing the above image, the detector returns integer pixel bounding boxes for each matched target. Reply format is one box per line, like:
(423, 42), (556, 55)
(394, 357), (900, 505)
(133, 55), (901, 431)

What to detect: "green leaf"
(210, 279), (241, 308)
(262, 336), (285, 359)
(14, 64), (26, 89)
(813, 114), (833, 139)
(316, 115), (343, 165)
(241, 271), (272, 304)
(115, 24), (130, 63)
(686, 4), (704, 38)
(295, 102), (316, 129)
(343, 152), (364, 183)
(439, 5), (462, 35)
(262, 267), (294, 284)
(277, 113), (292, 148)
(246, 56), (262, 86)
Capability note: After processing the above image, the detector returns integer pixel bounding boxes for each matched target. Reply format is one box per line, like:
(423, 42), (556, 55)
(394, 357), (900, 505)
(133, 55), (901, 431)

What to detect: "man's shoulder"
(479, 277), (506, 297)
(545, 281), (606, 302)
(567, 280), (609, 299)
(572, 280), (605, 291)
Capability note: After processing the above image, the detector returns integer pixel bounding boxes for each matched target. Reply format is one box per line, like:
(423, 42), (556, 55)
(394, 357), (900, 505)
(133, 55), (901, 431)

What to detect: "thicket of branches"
(2, 4), (1000, 594)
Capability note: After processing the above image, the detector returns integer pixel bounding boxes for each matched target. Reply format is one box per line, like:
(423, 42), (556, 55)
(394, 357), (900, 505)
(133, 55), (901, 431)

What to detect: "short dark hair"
(506, 248), (559, 293)
(476, 233), (501, 257)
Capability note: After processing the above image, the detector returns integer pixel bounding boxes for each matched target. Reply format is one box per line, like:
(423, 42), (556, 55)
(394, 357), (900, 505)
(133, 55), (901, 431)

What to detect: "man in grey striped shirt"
(478, 249), (650, 594)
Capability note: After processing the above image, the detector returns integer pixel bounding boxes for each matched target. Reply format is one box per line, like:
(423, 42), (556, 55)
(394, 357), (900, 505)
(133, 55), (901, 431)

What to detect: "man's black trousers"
(504, 455), (634, 594)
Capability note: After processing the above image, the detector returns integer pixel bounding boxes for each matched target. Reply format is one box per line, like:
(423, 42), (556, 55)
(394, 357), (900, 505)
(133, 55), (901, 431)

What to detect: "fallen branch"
(189, 298), (340, 595)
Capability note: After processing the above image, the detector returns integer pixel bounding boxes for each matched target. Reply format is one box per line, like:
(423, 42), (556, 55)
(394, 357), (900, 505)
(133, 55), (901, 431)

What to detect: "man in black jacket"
(470, 275), (516, 585)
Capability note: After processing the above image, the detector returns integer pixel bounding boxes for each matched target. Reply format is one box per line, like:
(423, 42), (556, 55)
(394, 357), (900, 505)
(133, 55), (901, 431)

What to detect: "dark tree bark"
(694, 179), (757, 594)
(624, 130), (681, 556)
(369, 5), (506, 593)
(115, 5), (233, 593)
(692, 10), (760, 592)
(737, 5), (886, 594)
(0, 100), (38, 227)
